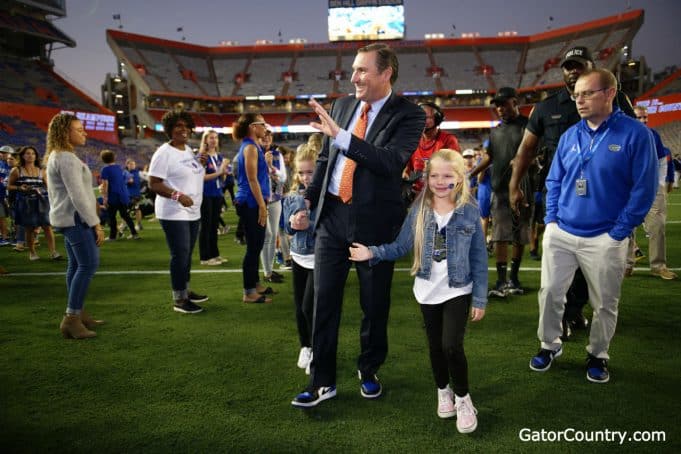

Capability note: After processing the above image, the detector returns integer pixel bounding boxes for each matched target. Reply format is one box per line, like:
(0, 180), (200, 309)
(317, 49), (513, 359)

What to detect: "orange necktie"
(338, 103), (371, 203)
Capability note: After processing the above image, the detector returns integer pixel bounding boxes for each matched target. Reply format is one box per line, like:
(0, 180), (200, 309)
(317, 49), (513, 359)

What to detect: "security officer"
(508, 46), (635, 339)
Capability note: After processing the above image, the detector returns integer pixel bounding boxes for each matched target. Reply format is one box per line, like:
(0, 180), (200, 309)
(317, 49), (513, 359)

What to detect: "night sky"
(50, 0), (681, 98)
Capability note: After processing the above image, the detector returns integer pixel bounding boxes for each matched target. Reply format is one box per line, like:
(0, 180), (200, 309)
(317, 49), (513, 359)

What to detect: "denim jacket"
(369, 201), (488, 309)
(283, 193), (317, 255)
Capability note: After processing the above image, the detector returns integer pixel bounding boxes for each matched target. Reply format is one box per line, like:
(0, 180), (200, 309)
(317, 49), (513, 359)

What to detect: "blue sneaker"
(358, 371), (382, 399)
(0, 239), (9, 247)
(586, 355), (610, 383)
(291, 385), (336, 408)
(529, 346), (563, 372)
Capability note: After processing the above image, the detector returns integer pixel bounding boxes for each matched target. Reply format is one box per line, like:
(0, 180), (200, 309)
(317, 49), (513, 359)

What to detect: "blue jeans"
(59, 215), (100, 313)
(159, 219), (200, 300)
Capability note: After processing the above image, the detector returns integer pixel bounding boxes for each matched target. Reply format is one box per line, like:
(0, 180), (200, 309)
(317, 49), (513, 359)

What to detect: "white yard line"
(4, 266), (680, 277)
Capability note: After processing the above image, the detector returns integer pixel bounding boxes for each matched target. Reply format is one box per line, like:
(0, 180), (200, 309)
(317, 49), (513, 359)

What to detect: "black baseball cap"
(491, 87), (518, 105)
(560, 46), (594, 68)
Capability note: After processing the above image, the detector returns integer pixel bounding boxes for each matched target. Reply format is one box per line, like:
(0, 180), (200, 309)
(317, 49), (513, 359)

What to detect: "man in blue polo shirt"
(529, 69), (657, 383)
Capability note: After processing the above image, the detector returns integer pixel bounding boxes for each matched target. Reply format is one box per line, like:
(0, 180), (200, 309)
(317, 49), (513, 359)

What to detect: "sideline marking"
(3, 266), (680, 277)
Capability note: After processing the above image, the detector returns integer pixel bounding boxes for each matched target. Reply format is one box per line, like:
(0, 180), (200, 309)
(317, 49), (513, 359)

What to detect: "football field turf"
(1, 193), (680, 452)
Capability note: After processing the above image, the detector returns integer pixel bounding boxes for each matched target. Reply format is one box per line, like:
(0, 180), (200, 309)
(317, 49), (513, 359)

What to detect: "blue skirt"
(14, 194), (50, 227)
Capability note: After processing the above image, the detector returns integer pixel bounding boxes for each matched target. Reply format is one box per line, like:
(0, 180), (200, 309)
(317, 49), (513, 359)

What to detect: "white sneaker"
(437, 386), (455, 418)
(455, 394), (478, 433)
(297, 347), (312, 370)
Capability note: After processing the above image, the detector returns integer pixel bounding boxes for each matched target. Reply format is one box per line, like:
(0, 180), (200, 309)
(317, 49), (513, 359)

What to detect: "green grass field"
(1, 192), (680, 453)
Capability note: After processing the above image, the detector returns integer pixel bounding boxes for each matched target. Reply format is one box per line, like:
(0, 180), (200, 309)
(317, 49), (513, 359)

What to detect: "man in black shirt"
(470, 87), (531, 297)
(508, 46), (635, 337)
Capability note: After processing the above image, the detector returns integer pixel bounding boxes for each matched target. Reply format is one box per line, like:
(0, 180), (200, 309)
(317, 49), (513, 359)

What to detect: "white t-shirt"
(413, 209), (473, 305)
(291, 252), (315, 270)
(148, 143), (205, 221)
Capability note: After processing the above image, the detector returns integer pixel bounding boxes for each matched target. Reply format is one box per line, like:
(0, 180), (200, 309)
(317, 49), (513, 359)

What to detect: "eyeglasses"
(570, 88), (608, 101)
(250, 121), (266, 127)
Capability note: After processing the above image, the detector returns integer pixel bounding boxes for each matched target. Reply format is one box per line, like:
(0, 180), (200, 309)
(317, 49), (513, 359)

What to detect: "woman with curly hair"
(45, 113), (105, 339)
(8, 146), (60, 261)
(148, 110), (208, 314)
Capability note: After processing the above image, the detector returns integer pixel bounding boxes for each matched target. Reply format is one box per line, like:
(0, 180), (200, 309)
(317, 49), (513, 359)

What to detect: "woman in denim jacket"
(283, 144), (319, 374)
(350, 149), (487, 434)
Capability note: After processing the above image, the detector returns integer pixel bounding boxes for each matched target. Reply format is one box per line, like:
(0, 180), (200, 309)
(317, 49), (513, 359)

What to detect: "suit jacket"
(305, 93), (425, 245)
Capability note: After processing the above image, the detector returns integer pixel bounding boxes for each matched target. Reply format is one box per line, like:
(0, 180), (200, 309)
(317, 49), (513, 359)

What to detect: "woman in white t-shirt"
(148, 111), (207, 314)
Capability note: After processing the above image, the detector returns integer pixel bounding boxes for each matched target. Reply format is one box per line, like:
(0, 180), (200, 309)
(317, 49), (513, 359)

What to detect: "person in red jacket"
(404, 102), (460, 194)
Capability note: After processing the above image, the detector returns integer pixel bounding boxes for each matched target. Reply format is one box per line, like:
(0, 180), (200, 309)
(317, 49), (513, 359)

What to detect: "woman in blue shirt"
(198, 130), (227, 265)
(233, 113), (275, 303)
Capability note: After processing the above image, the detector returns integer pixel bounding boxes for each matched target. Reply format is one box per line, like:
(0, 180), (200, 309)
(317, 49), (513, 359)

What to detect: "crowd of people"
(0, 43), (679, 435)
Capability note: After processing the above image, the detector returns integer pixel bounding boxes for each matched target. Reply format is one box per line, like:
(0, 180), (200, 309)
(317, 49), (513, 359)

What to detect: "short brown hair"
(357, 43), (398, 85)
(579, 68), (617, 90)
(100, 149), (115, 164)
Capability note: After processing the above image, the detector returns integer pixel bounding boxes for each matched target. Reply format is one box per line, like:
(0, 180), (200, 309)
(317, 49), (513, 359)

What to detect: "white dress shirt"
(327, 92), (391, 196)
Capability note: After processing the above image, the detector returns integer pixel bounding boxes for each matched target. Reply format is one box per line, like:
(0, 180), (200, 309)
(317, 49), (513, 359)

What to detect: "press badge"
(575, 178), (587, 196)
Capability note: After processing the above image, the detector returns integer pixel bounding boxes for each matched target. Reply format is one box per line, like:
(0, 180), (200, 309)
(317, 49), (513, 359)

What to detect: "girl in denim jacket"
(350, 149), (487, 434)
(283, 144), (319, 374)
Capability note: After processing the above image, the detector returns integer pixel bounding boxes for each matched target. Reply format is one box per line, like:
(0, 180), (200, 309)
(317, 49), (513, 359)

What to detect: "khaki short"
(491, 192), (532, 244)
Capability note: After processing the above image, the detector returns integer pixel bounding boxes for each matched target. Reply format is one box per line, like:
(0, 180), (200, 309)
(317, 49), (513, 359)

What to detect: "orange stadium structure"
(105, 10), (644, 134)
(0, 4), (118, 151)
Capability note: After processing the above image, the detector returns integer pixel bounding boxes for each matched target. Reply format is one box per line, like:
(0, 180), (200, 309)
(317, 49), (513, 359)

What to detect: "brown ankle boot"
(81, 310), (105, 330)
(60, 314), (96, 339)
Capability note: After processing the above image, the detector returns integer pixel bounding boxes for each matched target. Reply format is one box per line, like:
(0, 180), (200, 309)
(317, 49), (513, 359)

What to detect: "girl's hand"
(471, 308), (486, 322)
(290, 210), (310, 230)
(264, 151), (273, 166)
(258, 204), (267, 226)
(349, 242), (372, 261)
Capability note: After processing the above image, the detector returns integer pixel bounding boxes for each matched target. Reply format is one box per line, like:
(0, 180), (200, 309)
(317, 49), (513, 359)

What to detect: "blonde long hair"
(45, 113), (79, 163)
(411, 149), (472, 275)
(289, 143), (318, 194)
(199, 129), (219, 153)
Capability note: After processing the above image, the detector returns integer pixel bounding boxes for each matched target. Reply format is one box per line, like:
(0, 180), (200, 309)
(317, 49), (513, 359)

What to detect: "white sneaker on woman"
(455, 394), (478, 433)
(437, 386), (456, 418)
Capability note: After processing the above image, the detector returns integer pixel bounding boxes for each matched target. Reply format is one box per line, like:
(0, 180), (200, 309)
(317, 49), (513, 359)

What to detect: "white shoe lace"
(456, 396), (478, 416)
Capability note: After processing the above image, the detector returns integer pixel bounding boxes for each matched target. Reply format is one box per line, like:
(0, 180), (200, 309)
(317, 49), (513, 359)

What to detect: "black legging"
(107, 203), (137, 240)
(292, 260), (314, 348)
(235, 202), (265, 292)
(199, 196), (222, 260)
(420, 294), (471, 397)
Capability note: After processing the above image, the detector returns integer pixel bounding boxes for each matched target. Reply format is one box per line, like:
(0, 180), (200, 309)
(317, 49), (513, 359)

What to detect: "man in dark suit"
(291, 43), (425, 408)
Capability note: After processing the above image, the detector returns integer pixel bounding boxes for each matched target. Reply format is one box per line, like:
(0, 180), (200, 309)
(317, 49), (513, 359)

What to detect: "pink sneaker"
(437, 387), (455, 418)
(455, 394), (478, 433)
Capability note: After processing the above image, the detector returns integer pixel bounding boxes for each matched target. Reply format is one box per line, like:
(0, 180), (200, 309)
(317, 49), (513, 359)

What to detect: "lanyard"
(576, 127), (608, 177)
(209, 154), (221, 188)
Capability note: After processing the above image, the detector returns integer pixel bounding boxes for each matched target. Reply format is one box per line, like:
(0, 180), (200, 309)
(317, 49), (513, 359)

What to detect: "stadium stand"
(103, 9), (645, 135)
(289, 52), (337, 95)
(0, 55), (103, 112)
